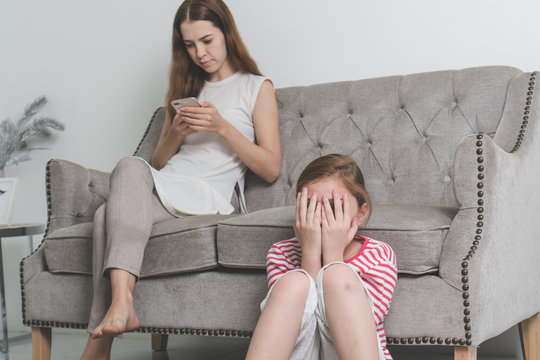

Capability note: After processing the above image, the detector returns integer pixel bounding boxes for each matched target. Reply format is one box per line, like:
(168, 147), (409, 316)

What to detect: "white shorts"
(260, 262), (387, 360)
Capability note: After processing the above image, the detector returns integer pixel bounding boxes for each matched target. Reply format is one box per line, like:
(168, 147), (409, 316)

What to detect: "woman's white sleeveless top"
(147, 72), (268, 215)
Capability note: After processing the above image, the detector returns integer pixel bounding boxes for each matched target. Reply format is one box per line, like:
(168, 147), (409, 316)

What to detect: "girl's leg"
(246, 271), (318, 360)
(318, 263), (380, 360)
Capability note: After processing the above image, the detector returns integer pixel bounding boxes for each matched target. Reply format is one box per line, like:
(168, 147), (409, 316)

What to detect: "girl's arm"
(179, 80), (282, 183)
(151, 109), (195, 169)
(266, 240), (297, 289)
(294, 188), (322, 279)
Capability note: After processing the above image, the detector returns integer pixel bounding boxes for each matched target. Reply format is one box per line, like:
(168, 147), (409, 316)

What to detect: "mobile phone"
(171, 97), (201, 110)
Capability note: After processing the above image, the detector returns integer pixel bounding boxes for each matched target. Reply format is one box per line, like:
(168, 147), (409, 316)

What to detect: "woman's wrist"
(216, 117), (233, 138)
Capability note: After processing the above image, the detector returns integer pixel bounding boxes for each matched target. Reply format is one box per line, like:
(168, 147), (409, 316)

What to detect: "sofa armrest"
(440, 71), (540, 344)
(45, 159), (110, 235)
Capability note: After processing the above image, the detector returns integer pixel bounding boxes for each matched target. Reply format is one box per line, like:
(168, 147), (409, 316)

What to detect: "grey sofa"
(21, 66), (540, 360)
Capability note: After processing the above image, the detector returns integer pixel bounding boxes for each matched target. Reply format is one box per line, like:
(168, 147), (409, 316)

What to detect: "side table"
(0, 223), (44, 353)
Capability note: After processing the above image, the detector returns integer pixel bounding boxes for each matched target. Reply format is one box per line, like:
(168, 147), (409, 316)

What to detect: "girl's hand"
(294, 187), (322, 250)
(294, 188), (322, 276)
(321, 192), (358, 264)
(179, 101), (229, 135)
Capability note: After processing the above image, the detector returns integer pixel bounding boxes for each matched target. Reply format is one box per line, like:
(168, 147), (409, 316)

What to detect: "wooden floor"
(1, 331), (250, 360)
(0, 327), (524, 360)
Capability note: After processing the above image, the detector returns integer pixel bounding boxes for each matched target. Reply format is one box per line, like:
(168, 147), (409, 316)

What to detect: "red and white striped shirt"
(266, 234), (397, 359)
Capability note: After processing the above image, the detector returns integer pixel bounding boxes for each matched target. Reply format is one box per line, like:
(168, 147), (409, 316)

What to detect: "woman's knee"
(93, 203), (106, 222)
(112, 157), (148, 177)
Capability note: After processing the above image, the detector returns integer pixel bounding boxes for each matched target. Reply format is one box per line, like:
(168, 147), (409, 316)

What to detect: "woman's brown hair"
(166, 0), (262, 121)
(296, 154), (372, 220)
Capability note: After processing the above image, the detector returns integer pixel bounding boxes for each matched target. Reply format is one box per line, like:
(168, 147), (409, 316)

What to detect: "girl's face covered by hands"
(304, 177), (360, 221)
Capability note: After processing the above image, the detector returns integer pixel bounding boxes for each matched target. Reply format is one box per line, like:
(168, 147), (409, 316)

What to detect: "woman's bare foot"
(81, 334), (114, 360)
(91, 294), (140, 339)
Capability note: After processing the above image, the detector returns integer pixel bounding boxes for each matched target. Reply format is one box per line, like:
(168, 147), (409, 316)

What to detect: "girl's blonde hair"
(165, 0), (262, 122)
(296, 154), (372, 219)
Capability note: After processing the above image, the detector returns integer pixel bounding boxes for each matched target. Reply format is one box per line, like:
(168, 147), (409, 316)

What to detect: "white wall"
(1, 0), (538, 357)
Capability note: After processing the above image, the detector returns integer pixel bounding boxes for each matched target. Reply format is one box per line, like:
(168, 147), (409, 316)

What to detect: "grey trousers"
(87, 157), (176, 331)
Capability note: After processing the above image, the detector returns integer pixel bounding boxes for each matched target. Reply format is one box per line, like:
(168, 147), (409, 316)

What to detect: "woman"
(81, 1), (281, 358)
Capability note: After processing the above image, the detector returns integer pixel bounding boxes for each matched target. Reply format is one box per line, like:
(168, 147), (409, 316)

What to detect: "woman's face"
(180, 20), (233, 81)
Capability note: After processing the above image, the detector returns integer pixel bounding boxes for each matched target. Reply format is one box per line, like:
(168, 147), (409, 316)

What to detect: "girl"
(81, 0), (281, 359)
(246, 154), (397, 360)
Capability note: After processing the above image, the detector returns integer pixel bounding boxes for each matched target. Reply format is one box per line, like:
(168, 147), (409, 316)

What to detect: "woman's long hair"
(166, 0), (262, 121)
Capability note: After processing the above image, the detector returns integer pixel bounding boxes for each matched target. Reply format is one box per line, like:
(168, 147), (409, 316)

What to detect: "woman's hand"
(321, 192), (358, 264)
(151, 109), (196, 169)
(169, 110), (197, 137)
(294, 187), (322, 278)
(179, 101), (230, 135)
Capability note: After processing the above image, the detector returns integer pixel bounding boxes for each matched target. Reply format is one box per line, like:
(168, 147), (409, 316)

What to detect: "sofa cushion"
(44, 214), (234, 278)
(217, 204), (458, 275)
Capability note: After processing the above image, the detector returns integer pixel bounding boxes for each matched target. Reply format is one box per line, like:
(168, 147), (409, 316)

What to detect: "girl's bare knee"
(271, 271), (311, 304)
(322, 263), (361, 295)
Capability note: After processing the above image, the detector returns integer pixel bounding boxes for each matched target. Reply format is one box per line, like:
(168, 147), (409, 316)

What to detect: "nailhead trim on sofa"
(387, 71), (537, 347)
(134, 107), (162, 156)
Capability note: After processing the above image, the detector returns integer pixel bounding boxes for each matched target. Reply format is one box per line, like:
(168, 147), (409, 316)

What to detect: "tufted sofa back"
(243, 66), (522, 212)
(134, 66), (522, 212)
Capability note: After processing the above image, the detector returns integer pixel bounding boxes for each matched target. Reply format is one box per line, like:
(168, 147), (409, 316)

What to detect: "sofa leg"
(151, 334), (168, 351)
(32, 327), (51, 360)
(454, 346), (477, 360)
(519, 312), (540, 360)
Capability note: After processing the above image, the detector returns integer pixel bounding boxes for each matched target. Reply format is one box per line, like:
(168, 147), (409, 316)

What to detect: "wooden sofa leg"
(151, 334), (169, 351)
(32, 327), (51, 360)
(520, 312), (540, 360)
(454, 346), (477, 360)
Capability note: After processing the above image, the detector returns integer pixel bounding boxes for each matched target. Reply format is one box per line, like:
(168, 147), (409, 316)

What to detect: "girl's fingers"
(341, 193), (350, 223)
(295, 191), (301, 225)
(299, 187), (308, 223)
(333, 191), (343, 222)
(322, 195), (334, 222)
(348, 217), (359, 239)
(321, 205), (329, 228)
(314, 202), (321, 223)
(306, 192), (318, 223)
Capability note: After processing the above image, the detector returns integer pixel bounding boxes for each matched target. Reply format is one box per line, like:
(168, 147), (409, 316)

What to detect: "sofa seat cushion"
(217, 204), (458, 275)
(44, 214), (233, 278)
